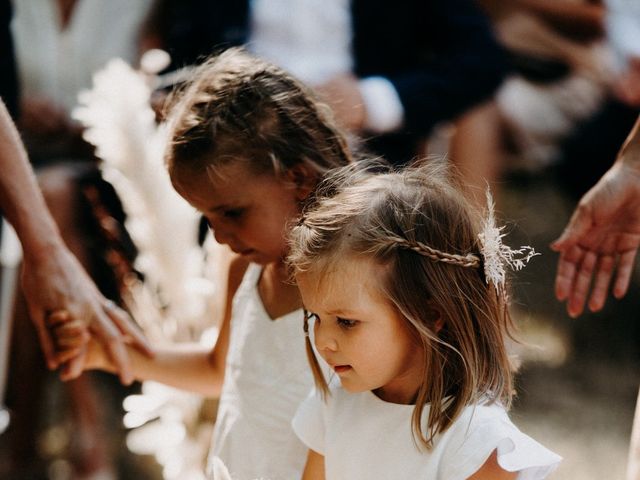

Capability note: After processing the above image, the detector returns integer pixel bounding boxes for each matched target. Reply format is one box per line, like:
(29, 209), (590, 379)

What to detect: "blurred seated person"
(140, 0), (509, 169)
(478, 0), (639, 198)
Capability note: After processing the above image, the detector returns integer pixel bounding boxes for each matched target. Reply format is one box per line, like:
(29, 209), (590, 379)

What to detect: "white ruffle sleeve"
(439, 407), (562, 480)
(291, 387), (327, 456)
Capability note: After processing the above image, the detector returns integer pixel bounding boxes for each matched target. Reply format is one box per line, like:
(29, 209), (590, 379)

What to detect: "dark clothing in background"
(1, 0), (18, 118)
(557, 99), (640, 199)
(147, 0), (509, 165)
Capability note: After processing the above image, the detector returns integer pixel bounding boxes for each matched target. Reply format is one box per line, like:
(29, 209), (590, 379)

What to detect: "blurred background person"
(478, 0), (639, 199)
(3, 1), (153, 478)
(139, 0), (509, 186)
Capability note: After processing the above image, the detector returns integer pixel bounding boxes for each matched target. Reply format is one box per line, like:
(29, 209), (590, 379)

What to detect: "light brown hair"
(164, 48), (353, 189)
(288, 161), (517, 449)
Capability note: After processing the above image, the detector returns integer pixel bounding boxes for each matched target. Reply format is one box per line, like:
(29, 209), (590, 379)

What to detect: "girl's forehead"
(174, 161), (287, 209)
(177, 161), (272, 191)
(297, 258), (387, 310)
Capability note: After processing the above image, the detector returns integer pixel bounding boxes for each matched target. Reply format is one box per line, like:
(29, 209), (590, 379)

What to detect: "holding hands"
(0, 99), (151, 384)
(21, 244), (151, 383)
(552, 117), (640, 317)
(46, 309), (115, 377)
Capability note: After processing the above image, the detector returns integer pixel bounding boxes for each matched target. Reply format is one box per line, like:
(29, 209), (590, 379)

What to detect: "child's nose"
(212, 227), (232, 246)
(314, 322), (338, 353)
(207, 219), (232, 246)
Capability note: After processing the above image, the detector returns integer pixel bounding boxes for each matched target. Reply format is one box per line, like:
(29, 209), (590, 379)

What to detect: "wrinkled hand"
(551, 162), (640, 317)
(21, 245), (151, 384)
(315, 74), (366, 133)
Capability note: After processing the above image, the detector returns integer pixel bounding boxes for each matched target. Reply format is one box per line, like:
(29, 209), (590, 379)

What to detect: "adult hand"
(551, 161), (640, 317)
(315, 74), (366, 133)
(21, 244), (151, 384)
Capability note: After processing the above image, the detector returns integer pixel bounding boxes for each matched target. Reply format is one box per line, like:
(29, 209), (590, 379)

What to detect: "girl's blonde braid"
(388, 235), (481, 268)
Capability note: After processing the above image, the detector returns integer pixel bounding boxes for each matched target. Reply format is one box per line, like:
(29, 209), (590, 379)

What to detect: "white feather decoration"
(478, 188), (539, 293)
(73, 58), (215, 339)
(72, 58), (220, 479)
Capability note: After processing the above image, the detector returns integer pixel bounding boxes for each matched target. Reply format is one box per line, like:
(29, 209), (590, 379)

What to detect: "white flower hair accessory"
(389, 186), (538, 292)
(477, 188), (539, 293)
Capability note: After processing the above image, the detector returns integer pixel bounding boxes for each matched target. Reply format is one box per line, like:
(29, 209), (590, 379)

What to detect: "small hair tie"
(303, 310), (311, 338)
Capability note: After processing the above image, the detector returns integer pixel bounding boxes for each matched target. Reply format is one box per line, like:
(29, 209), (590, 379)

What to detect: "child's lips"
(333, 365), (352, 374)
(231, 246), (254, 256)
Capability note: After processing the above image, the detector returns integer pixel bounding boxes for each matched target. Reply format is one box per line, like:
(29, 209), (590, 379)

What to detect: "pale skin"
(0, 99), (150, 384)
(51, 161), (314, 396)
(552, 115), (640, 317)
(297, 260), (516, 480)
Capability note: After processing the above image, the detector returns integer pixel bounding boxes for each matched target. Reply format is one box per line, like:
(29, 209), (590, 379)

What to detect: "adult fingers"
(53, 329), (90, 350)
(567, 250), (597, 318)
(52, 319), (87, 339)
(88, 304), (134, 385)
(45, 309), (71, 327)
(54, 346), (85, 366)
(28, 305), (58, 370)
(587, 254), (615, 312)
(60, 347), (87, 382)
(104, 300), (152, 356)
(555, 245), (583, 301)
(614, 249), (638, 299)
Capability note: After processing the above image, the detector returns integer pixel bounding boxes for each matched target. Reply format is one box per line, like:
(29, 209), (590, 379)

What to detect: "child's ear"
(285, 163), (317, 201)
(426, 303), (445, 334)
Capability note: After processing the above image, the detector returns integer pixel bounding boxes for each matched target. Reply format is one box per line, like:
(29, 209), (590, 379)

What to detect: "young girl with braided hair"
(288, 161), (561, 479)
(51, 48), (353, 479)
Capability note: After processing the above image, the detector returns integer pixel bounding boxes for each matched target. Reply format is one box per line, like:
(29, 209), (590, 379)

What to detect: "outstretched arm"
(552, 115), (640, 317)
(49, 253), (247, 393)
(0, 99), (150, 383)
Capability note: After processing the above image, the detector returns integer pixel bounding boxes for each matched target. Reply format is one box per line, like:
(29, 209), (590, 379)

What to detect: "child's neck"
(258, 261), (302, 320)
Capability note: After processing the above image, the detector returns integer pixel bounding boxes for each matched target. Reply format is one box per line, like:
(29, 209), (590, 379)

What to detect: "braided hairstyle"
(164, 48), (353, 188)
(288, 160), (517, 450)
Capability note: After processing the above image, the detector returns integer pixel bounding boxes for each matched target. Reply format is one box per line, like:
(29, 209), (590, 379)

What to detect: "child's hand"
(47, 309), (113, 379)
(47, 310), (89, 364)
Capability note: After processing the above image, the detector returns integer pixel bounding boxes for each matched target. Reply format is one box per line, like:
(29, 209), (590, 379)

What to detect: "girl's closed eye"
(337, 317), (359, 329)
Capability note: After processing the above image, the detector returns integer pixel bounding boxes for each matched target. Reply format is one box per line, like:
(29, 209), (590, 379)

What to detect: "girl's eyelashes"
(306, 312), (357, 329)
(223, 208), (244, 219)
(337, 317), (358, 329)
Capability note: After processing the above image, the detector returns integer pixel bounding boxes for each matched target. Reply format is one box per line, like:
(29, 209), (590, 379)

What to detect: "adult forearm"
(0, 100), (64, 257)
(618, 115), (640, 169)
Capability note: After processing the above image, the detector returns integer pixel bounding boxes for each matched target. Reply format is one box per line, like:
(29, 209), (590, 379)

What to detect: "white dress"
(12, 0), (151, 112)
(207, 264), (313, 480)
(293, 381), (562, 480)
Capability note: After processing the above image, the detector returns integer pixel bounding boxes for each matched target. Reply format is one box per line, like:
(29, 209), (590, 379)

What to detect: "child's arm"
(467, 451), (517, 480)
(301, 449), (325, 480)
(51, 254), (249, 397)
